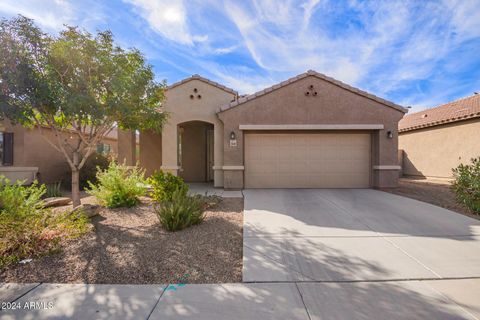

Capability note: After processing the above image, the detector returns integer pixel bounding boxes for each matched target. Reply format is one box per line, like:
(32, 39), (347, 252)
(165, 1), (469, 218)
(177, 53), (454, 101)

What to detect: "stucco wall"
(139, 130), (162, 176)
(160, 79), (236, 187)
(218, 75), (404, 189)
(1, 121), (119, 184)
(117, 129), (136, 166)
(399, 118), (480, 178)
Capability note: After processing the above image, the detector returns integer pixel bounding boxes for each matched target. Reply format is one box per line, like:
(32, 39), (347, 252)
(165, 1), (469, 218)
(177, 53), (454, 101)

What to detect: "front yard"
(0, 195), (243, 284)
(381, 178), (478, 219)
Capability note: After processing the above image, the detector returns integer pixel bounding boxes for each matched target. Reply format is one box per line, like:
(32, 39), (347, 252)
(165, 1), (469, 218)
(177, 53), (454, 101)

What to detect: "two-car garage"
(217, 70), (407, 189)
(244, 132), (371, 188)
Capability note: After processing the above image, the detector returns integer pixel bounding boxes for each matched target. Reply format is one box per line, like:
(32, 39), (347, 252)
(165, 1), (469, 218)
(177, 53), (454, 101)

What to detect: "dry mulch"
(0, 196), (243, 284)
(381, 178), (478, 220)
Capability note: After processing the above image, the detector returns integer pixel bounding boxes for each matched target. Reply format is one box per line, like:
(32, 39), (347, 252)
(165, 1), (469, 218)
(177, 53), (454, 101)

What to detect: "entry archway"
(177, 120), (214, 182)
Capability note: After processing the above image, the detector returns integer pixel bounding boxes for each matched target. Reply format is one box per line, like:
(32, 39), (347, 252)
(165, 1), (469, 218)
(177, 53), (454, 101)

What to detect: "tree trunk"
(71, 169), (80, 208)
(71, 151), (81, 208)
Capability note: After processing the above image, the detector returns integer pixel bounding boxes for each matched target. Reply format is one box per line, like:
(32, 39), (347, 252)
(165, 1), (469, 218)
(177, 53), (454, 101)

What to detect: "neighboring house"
(119, 70), (407, 189)
(0, 121), (121, 184)
(399, 93), (480, 180)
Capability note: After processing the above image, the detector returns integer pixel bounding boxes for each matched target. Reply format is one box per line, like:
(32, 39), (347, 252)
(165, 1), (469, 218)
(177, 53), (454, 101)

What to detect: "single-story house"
(399, 93), (480, 180)
(119, 70), (407, 189)
(0, 121), (124, 184)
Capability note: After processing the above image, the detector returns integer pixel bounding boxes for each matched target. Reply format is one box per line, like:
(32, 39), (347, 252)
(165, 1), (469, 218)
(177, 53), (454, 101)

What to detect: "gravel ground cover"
(0, 196), (243, 284)
(381, 178), (477, 219)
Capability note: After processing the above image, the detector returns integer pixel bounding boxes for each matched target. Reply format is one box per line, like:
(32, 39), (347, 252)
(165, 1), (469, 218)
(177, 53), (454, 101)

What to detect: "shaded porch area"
(178, 120), (214, 183)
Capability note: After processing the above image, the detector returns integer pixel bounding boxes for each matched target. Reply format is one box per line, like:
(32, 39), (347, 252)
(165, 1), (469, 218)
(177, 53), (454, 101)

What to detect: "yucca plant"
(45, 181), (62, 198)
(155, 189), (204, 231)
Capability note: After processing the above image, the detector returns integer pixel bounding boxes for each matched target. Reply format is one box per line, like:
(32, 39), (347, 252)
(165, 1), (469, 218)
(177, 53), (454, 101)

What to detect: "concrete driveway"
(243, 189), (480, 282)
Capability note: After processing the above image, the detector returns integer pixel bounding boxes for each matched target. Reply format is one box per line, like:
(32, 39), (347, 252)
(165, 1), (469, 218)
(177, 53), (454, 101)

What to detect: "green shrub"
(148, 170), (189, 202)
(0, 177), (46, 216)
(87, 161), (146, 208)
(45, 181), (62, 198)
(155, 189), (204, 231)
(452, 157), (480, 214)
(65, 153), (110, 190)
(0, 176), (89, 268)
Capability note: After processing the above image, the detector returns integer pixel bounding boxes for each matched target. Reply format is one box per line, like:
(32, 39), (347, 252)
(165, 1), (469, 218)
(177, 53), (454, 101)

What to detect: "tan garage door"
(244, 133), (371, 188)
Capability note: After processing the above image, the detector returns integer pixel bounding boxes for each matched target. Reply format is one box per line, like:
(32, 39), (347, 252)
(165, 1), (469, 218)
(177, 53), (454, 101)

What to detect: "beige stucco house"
(399, 93), (480, 180)
(120, 70), (407, 189)
(0, 121), (121, 184)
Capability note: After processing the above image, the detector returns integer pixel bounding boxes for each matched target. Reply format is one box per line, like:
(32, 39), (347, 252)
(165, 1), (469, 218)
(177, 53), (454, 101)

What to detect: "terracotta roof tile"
(167, 74), (238, 95)
(218, 70), (407, 113)
(399, 94), (480, 132)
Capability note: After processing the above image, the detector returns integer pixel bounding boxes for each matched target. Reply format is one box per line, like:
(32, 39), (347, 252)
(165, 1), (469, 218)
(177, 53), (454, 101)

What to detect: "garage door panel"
(245, 133), (371, 188)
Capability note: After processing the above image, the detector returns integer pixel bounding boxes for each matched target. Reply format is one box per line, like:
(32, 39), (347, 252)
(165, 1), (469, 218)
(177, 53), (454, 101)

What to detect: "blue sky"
(1, 0), (479, 112)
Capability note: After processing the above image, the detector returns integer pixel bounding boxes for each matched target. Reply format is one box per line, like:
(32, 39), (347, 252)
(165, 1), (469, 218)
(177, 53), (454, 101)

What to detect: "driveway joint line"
(315, 192), (378, 233)
(243, 243), (316, 282)
(380, 235), (442, 278)
(11, 282), (43, 303)
(314, 192), (445, 278)
(242, 276), (480, 284)
(146, 284), (168, 320)
(294, 282), (312, 320)
(244, 234), (476, 239)
(421, 280), (480, 320)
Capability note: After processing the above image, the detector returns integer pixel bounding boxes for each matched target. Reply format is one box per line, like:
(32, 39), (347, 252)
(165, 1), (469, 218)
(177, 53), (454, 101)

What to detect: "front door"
(206, 129), (214, 181)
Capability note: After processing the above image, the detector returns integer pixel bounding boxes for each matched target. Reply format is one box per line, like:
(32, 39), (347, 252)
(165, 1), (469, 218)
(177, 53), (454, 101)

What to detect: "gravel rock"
(0, 198), (243, 284)
(381, 178), (477, 219)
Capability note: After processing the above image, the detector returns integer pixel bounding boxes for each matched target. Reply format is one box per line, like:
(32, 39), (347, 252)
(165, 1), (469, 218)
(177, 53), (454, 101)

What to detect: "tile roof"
(217, 70), (407, 113)
(167, 74), (238, 95)
(399, 93), (480, 132)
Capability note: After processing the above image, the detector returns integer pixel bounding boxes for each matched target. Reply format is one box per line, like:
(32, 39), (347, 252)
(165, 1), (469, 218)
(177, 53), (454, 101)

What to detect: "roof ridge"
(218, 70), (407, 113)
(167, 74), (238, 95)
(404, 93), (480, 118)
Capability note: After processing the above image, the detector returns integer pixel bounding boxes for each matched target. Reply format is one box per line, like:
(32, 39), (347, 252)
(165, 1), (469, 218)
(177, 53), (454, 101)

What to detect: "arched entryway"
(177, 121), (214, 182)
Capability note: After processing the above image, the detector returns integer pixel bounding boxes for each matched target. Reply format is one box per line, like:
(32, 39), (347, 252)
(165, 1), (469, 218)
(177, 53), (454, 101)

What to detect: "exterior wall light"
(387, 130), (393, 139)
(230, 131), (236, 140)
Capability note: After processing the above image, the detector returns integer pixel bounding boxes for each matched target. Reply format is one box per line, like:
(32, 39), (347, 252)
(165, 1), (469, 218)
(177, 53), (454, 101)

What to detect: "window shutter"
(2, 132), (13, 166)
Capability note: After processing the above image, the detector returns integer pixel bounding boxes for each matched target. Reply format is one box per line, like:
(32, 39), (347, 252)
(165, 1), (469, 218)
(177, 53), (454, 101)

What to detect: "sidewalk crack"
(295, 282), (312, 320)
(146, 284), (168, 320)
(11, 282), (42, 303)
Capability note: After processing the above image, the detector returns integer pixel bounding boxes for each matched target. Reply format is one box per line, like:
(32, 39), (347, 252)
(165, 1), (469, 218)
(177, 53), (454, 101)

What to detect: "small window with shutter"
(1, 132), (14, 166)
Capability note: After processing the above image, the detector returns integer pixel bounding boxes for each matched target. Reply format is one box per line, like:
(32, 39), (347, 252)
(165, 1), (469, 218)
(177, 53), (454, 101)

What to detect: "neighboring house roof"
(167, 74), (238, 96)
(399, 93), (480, 132)
(218, 70), (407, 113)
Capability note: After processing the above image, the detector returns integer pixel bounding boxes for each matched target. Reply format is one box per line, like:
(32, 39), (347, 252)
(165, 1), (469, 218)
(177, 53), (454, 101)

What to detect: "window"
(0, 132), (13, 166)
(96, 143), (111, 155)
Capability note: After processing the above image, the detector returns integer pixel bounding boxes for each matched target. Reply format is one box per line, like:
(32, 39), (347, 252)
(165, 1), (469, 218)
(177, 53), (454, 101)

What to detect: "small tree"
(0, 16), (167, 207)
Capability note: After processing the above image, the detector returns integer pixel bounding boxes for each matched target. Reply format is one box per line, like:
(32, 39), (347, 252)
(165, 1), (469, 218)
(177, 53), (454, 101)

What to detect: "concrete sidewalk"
(1, 279), (480, 319)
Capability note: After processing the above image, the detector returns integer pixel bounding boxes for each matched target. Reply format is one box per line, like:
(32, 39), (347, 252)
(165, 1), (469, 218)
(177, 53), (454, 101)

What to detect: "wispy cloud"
(0, 0), (479, 110)
(124, 0), (207, 45)
(0, 0), (74, 30)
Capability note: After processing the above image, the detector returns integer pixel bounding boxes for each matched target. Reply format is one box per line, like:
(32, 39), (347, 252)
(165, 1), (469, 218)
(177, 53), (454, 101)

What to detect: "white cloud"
(1, 0), (478, 108)
(218, 0), (479, 102)
(0, 0), (107, 32)
(0, 0), (74, 30)
(212, 45), (238, 55)
(125, 0), (206, 45)
(445, 0), (480, 41)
